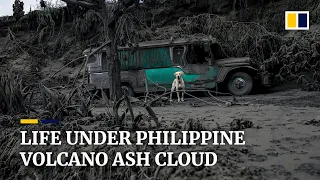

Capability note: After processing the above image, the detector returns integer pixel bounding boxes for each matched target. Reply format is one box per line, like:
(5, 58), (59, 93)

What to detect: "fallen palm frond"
(0, 70), (26, 115)
(172, 14), (320, 90)
(177, 14), (283, 63)
(38, 84), (97, 119)
(264, 32), (320, 90)
(72, 9), (102, 38)
(112, 94), (160, 130)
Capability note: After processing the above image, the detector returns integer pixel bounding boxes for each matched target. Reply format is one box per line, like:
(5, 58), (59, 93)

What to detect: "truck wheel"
(227, 72), (253, 96)
(121, 84), (135, 97)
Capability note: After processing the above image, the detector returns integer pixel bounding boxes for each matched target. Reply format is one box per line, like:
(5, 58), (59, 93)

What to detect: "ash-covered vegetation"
(0, 0), (320, 180)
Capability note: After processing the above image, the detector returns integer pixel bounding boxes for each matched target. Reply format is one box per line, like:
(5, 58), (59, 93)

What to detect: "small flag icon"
(20, 119), (39, 124)
(41, 119), (59, 124)
(20, 119), (59, 125)
(285, 11), (309, 30)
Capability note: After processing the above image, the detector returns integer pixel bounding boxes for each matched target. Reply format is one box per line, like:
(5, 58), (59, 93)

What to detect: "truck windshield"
(210, 43), (228, 60)
(87, 54), (100, 67)
(101, 52), (108, 70)
(172, 46), (184, 65)
(186, 44), (210, 64)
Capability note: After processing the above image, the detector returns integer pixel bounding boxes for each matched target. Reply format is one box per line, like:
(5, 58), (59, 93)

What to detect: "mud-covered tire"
(121, 84), (135, 97)
(227, 72), (253, 96)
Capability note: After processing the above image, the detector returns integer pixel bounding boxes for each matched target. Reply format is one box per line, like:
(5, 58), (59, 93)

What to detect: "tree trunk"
(112, 45), (122, 101)
(108, 34), (122, 101)
(61, 0), (135, 101)
(102, 5), (121, 101)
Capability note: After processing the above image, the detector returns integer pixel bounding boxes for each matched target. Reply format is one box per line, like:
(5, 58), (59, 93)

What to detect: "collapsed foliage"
(143, 14), (320, 90)
(0, 116), (260, 180)
(0, 70), (26, 115)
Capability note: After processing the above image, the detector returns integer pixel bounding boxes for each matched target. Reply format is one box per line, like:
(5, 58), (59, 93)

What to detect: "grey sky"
(0, 0), (64, 16)
(0, 0), (141, 16)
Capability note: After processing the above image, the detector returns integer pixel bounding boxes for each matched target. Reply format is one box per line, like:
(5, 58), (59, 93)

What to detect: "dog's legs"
(176, 91), (180, 102)
(170, 83), (175, 102)
(181, 90), (184, 101)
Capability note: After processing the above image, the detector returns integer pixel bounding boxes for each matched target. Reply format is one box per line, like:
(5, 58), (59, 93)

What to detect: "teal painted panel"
(145, 66), (220, 89)
(140, 47), (172, 68)
(119, 50), (138, 70)
(118, 47), (172, 70)
(204, 66), (220, 88)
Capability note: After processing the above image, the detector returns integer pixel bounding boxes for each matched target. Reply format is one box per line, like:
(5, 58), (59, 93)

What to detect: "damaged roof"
(83, 36), (217, 55)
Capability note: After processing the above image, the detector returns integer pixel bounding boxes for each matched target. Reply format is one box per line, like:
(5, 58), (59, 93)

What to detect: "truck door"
(144, 46), (185, 91)
(181, 44), (220, 89)
(145, 45), (200, 91)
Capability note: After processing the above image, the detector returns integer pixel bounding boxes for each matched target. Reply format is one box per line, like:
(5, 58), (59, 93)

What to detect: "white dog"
(170, 71), (185, 102)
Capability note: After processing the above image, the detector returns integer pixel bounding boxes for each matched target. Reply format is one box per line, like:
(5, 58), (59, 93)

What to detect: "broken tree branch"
(61, 0), (101, 11)
(124, 94), (135, 123)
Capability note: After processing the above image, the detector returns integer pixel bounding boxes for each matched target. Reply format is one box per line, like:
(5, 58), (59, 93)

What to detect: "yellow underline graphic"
(20, 119), (39, 124)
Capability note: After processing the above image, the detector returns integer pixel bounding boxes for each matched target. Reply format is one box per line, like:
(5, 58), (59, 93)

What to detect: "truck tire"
(227, 72), (253, 96)
(121, 84), (135, 97)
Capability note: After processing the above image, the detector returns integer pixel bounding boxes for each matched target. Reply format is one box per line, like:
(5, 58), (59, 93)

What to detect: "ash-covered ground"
(92, 88), (320, 180)
(0, 84), (319, 180)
